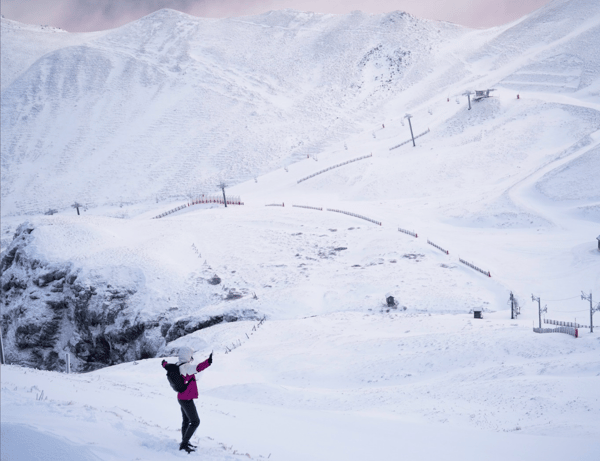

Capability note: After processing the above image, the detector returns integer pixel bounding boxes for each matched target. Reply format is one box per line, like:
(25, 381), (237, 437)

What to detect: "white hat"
(178, 346), (193, 363)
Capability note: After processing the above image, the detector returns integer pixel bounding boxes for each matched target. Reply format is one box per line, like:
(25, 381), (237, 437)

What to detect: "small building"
(473, 89), (496, 101)
(597, 235), (600, 250)
(474, 310), (482, 319)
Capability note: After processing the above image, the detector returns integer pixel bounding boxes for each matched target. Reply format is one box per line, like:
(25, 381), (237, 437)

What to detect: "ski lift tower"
(463, 90), (473, 110)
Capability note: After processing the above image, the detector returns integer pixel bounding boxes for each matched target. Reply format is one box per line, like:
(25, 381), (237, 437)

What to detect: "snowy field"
(1, 0), (600, 459)
(2, 313), (599, 460)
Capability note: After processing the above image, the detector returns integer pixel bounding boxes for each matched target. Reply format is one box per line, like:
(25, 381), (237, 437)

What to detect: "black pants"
(178, 399), (200, 445)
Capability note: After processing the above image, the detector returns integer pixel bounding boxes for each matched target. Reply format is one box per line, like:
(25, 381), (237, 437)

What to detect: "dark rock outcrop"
(0, 222), (260, 372)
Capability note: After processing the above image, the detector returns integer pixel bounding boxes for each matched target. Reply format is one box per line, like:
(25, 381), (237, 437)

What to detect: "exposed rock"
(0, 221), (261, 372)
(160, 322), (171, 338)
(165, 316), (226, 343)
(208, 275), (221, 285)
(224, 289), (244, 301)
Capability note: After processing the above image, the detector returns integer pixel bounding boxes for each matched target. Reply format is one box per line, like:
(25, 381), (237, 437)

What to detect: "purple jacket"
(163, 358), (211, 400)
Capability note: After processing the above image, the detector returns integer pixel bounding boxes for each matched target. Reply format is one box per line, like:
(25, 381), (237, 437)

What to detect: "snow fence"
(191, 195), (243, 206)
(544, 319), (589, 329)
(398, 227), (418, 238)
(297, 154), (373, 184)
(533, 326), (578, 338)
(459, 258), (491, 277)
(427, 239), (449, 254)
(389, 128), (431, 151)
(153, 195), (243, 219)
(293, 205), (323, 211)
(327, 208), (381, 226)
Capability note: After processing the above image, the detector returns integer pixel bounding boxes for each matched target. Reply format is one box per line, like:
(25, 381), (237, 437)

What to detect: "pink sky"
(1, 0), (552, 32)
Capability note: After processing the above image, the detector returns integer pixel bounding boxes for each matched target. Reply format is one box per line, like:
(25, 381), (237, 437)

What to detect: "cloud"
(0, 0), (551, 32)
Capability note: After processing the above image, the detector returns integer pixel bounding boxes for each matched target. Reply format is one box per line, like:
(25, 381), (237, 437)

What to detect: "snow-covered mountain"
(2, 0), (598, 215)
(1, 8), (457, 215)
(1, 0), (598, 364)
(1, 0), (600, 459)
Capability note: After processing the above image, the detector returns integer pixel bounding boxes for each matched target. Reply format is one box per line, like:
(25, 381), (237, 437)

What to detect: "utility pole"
(0, 290), (4, 365)
(510, 292), (520, 319)
(531, 294), (547, 329)
(0, 323), (5, 365)
(510, 292), (515, 319)
(463, 90), (473, 110)
(581, 291), (600, 333)
(71, 201), (82, 216)
(218, 182), (228, 208)
(405, 113), (415, 147)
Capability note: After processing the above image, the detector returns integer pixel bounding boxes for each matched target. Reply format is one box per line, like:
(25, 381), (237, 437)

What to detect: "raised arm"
(195, 352), (213, 373)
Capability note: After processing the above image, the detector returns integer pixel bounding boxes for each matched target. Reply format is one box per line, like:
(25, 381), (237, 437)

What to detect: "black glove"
(161, 359), (167, 367)
(208, 353), (213, 365)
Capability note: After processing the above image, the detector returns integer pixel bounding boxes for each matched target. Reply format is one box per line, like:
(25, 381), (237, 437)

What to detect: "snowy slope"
(2, 312), (600, 460)
(0, 18), (110, 90)
(2, 2), (599, 216)
(1, 0), (600, 459)
(1, 9), (462, 216)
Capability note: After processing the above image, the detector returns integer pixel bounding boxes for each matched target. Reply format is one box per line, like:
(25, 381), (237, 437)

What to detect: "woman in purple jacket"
(163, 347), (212, 453)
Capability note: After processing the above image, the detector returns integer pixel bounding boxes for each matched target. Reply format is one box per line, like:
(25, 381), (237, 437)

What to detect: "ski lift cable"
(540, 295), (579, 302)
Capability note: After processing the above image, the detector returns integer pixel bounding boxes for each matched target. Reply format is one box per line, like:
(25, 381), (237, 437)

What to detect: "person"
(162, 347), (213, 453)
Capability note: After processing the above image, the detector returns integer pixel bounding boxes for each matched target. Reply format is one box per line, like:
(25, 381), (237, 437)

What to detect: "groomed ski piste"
(1, 0), (600, 460)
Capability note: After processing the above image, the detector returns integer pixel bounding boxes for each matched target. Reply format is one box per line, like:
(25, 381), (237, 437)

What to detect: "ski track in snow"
(1, 1), (600, 459)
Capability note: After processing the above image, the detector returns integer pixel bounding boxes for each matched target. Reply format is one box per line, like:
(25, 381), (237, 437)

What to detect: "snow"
(1, 424), (102, 461)
(2, 0), (600, 459)
(2, 313), (600, 460)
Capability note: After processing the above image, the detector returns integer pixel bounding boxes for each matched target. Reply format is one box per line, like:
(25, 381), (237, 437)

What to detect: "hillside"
(1, 9), (462, 215)
(1, 2), (599, 214)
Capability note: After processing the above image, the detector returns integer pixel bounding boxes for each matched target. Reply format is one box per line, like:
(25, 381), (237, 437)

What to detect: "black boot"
(179, 442), (195, 453)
